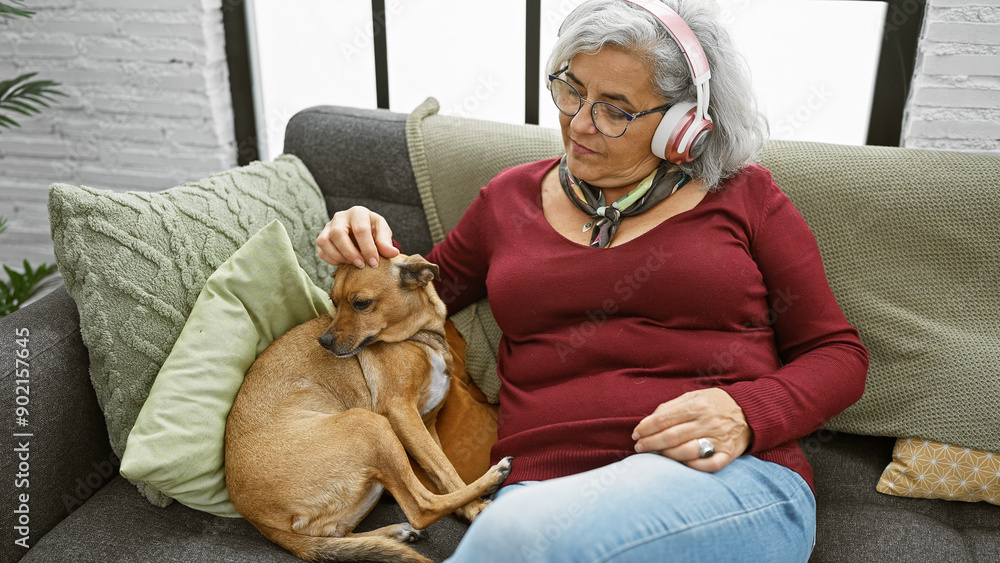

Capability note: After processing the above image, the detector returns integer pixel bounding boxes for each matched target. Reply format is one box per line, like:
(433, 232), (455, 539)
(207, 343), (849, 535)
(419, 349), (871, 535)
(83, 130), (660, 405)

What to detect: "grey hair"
(547, 0), (768, 190)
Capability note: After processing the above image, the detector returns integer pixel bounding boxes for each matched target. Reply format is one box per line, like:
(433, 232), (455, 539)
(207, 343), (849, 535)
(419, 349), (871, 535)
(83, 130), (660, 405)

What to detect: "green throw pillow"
(121, 220), (331, 516)
(49, 155), (332, 506)
(757, 141), (1000, 453)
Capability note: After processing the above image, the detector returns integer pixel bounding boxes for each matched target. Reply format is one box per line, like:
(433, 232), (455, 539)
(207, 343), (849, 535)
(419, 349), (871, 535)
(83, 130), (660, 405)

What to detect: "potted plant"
(0, 217), (59, 317)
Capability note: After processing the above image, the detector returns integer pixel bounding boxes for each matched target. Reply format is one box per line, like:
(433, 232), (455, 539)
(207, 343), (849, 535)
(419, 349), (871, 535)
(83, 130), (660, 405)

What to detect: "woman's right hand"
(316, 206), (400, 268)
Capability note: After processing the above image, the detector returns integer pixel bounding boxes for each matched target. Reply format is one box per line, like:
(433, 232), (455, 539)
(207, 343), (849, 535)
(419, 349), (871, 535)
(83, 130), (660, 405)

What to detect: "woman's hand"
(316, 206), (400, 268)
(631, 388), (753, 472)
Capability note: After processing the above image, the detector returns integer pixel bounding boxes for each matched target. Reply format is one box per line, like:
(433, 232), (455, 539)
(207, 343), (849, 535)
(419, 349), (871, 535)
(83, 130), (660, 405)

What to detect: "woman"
(317, 1), (868, 560)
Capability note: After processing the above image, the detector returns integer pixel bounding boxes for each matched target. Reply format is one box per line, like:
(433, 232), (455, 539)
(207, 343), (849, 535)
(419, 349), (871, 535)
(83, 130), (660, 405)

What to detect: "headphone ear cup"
(686, 124), (713, 160)
(651, 101), (697, 164)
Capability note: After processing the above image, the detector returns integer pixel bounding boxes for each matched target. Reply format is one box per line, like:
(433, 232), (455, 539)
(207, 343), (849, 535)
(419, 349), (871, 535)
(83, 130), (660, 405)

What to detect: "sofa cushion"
(119, 221), (331, 516)
(877, 438), (999, 505)
(284, 105), (437, 256)
(757, 142), (1000, 455)
(801, 431), (1000, 562)
(48, 155), (333, 506)
(20, 476), (468, 563)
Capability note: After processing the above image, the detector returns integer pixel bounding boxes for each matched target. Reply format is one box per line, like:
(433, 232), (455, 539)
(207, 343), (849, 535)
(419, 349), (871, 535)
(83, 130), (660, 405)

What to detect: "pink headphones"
(622, 0), (714, 164)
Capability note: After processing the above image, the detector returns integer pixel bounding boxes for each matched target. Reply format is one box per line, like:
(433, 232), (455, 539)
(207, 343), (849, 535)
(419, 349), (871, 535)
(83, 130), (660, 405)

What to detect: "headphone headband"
(620, 0), (714, 163)
(621, 0), (711, 83)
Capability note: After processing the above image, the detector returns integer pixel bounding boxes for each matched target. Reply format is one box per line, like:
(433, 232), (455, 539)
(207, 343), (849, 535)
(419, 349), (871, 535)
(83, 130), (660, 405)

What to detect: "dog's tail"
(256, 522), (432, 563)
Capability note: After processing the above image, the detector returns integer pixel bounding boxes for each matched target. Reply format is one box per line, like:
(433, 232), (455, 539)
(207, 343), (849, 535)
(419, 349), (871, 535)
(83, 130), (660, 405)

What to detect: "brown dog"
(225, 254), (512, 563)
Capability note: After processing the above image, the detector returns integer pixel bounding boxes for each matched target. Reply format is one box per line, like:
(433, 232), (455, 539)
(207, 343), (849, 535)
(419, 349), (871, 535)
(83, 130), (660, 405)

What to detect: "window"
(245, 1), (890, 161)
(247, 0), (378, 159)
(710, 0), (886, 146)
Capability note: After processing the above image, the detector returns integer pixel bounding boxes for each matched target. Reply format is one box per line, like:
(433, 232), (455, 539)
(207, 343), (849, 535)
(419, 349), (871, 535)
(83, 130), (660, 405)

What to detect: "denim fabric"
(446, 453), (815, 563)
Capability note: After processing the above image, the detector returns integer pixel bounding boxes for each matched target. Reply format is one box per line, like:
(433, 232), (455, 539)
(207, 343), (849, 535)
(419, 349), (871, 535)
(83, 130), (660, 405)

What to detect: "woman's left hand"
(631, 388), (753, 473)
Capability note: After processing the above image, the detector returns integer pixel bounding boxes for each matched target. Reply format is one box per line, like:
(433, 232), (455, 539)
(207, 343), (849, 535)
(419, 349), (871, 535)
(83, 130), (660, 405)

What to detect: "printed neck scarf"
(558, 155), (690, 248)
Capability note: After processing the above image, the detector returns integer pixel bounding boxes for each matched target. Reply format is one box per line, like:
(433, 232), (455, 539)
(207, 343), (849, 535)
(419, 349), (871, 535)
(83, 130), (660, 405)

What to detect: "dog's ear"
(397, 256), (440, 288)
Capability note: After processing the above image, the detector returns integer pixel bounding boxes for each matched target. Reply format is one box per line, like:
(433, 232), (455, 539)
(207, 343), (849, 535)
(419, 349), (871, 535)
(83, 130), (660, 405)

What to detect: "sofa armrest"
(1, 286), (117, 556)
(283, 105), (435, 255)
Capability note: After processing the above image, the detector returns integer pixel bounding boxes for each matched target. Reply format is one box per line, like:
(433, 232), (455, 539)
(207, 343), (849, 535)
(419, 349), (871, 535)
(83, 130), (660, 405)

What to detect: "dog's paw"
(486, 456), (514, 494)
(395, 523), (427, 543)
(456, 499), (489, 523)
(497, 456), (514, 477)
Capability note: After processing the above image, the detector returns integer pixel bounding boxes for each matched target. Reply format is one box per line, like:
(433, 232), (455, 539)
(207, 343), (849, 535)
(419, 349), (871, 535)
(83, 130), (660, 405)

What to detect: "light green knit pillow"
(49, 155), (333, 506)
(405, 97), (562, 403)
(121, 220), (330, 516)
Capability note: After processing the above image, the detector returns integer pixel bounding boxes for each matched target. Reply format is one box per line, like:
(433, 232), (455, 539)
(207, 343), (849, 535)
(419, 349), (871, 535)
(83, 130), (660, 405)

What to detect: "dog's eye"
(352, 299), (373, 312)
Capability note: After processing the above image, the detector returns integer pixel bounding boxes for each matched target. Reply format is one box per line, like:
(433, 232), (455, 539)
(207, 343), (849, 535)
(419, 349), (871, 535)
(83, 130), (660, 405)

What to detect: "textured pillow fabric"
(405, 97), (561, 402)
(756, 142), (1000, 453)
(405, 97), (562, 243)
(120, 220), (331, 516)
(49, 155), (332, 506)
(877, 438), (999, 505)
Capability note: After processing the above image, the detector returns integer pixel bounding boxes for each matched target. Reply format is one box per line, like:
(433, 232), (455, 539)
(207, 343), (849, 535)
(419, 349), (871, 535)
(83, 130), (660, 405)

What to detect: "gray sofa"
(3, 103), (999, 563)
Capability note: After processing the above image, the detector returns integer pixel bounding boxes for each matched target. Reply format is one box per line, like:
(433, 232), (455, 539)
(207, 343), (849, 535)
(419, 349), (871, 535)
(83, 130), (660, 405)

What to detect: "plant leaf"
(0, 73), (66, 130)
(0, 0), (34, 19)
(0, 259), (59, 317)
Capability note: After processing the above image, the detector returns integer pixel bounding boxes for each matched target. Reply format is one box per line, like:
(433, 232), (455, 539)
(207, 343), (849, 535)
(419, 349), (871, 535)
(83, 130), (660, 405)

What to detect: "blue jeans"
(445, 453), (816, 563)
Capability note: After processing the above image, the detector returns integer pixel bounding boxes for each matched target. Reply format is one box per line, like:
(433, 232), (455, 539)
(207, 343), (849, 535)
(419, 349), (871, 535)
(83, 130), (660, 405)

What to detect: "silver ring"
(697, 438), (715, 458)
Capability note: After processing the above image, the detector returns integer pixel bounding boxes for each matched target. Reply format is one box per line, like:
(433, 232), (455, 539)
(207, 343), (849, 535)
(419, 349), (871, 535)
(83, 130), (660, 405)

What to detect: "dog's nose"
(318, 332), (335, 349)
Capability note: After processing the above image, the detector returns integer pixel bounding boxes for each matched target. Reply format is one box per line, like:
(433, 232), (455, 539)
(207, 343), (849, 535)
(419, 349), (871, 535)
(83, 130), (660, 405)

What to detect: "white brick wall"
(0, 0), (237, 270)
(902, 0), (1000, 152)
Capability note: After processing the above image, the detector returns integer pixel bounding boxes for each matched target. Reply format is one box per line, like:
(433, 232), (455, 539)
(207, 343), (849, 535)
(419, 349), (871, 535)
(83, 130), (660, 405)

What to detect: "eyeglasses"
(547, 68), (671, 138)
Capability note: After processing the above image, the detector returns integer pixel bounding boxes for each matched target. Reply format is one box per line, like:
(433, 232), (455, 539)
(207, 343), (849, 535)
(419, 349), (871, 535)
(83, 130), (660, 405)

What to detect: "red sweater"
(426, 157), (868, 490)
